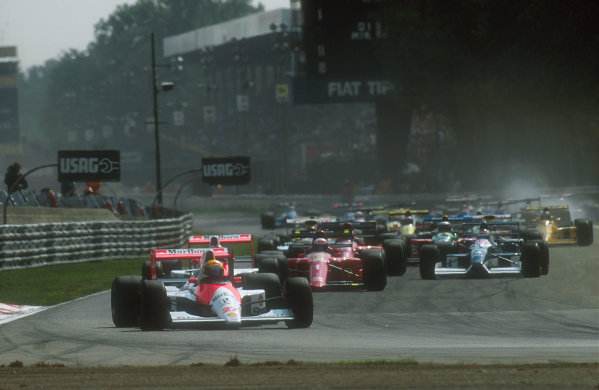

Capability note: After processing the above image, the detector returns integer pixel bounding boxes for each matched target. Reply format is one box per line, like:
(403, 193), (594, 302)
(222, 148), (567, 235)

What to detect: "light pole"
(270, 23), (290, 193)
(150, 32), (174, 215)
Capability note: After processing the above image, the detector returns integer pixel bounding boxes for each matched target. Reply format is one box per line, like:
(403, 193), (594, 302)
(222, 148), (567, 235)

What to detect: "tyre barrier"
(0, 214), (192, 270)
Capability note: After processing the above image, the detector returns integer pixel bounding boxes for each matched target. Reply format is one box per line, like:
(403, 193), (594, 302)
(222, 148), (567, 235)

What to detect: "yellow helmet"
(201, 259), (224, 279)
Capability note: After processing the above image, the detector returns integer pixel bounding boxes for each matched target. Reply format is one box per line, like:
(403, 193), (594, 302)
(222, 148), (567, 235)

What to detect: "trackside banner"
(202, 156), (250, 185)
(58, 150), (121, 182)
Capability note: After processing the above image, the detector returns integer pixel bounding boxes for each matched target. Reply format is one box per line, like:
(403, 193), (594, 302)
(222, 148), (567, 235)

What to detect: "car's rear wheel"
(419, 245), (439, 280)
(111, 275), (142, 327)
(284, 277), (313, 328)
(383, 239), (407, 276)
(258, 236), (276, 252)
(141, 260), (163, 280)
(260, 212), (276, 229)
(575, 218), (594, 246)
(243, 272), (282, 310)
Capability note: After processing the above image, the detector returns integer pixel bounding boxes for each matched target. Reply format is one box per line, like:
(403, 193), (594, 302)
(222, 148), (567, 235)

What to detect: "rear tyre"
(255, 253), (288, 281)
(111, 275), (142, 327)
(362, 249), (387, 291)
(575, 218), (593, 246)
(160, 259), (182, 278)
(258, 236), (276, 252)
(383, 239), (407, 276)
(139, 280), (171, 331)
(419, 245), (439, 280)
(284, 277), (313, 328)
(141, 260), (163, 280)
(243, 272), (282, 310)
(521, 242), (541, 278)
(260, 212), (276, 229)
(525, 230), (543, 241)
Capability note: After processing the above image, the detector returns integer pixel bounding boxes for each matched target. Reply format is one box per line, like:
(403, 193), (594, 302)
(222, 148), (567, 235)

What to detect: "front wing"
(169, 308), (294, 325)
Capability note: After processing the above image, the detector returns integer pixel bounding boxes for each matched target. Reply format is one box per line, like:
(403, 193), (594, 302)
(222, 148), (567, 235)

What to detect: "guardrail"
(0, 213), (192, 270)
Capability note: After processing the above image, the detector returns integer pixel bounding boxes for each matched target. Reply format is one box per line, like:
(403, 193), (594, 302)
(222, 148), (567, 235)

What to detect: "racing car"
(111, 239), (313, 330)
(408, 214), (512, 263)
(284, 229), (387, 291)
(522, 205), (593, 246)
(419, 220), (549, 279)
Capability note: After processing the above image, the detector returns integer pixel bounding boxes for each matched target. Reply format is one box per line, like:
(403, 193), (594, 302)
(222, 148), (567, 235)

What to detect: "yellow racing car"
(522, 205), (593, 246)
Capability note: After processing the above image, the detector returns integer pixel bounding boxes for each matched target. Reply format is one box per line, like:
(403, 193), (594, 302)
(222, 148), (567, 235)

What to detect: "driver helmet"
(540, 208), (552, 221)
(200, 259), (225, 279)
(312, 237), (328, 252)
(209, 236), (221, 248)
(438, 221), (452, 233)
(479, 222), (490, 234)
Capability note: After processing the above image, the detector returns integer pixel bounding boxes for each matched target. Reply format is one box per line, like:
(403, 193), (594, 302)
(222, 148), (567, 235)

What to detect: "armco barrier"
(0, 214), (192, 270)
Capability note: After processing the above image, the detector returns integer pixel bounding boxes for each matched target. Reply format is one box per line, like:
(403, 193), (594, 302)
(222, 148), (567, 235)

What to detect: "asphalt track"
(0, 214), (597, 366)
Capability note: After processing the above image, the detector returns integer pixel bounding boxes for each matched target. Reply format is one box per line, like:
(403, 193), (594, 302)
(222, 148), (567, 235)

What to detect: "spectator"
(60, 181), (76, 197)
(84, 181), (102, 196)
(4, 162), (28, 193)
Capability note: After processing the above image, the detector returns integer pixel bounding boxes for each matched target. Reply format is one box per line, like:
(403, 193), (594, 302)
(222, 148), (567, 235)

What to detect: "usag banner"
(202, 156), (250, 185)
(58, 150), (121, 182)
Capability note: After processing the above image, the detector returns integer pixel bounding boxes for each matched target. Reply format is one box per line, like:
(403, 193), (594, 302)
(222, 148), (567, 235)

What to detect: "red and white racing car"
(111, 235), (313, 330)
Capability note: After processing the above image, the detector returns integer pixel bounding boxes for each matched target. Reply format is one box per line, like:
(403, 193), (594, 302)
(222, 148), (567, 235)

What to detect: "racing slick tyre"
(141, 260), (163, 280)
(260, 212), (276, 229)
(139, 280), (171, 331)
(379, 232), (400, 240)
(383, 239), (407, 276)
(258, 236), (277, 252)
(111, 275), (142, 327)
(524, 230), (543, 241)
(574, 218), (594, 246)
(284, 277), (313, 329)
(521, 241), (542, 278)
(532, 239), (550, 275)
(362, 249), (387, 291)
(160, 259), (182, 278)
(419, 245), (439, 280)
(243, 273), (283, 310)
(255, 252), (288, 281)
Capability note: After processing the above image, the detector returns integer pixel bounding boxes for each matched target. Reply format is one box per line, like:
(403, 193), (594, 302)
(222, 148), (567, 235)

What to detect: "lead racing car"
(111, 241), (313, 330)
(419, 220), (549, 279)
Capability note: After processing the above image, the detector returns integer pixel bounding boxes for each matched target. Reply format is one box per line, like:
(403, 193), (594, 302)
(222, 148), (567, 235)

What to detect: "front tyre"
(284, 277), (313, 328)
(521, 242), (541, 278)
(362, 249), (387, 291)
(139, 280), (171, 331)
(419, 245), (439, 280)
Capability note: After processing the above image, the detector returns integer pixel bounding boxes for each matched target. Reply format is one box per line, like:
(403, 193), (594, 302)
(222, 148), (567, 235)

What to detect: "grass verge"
(0, 258), (146, 306)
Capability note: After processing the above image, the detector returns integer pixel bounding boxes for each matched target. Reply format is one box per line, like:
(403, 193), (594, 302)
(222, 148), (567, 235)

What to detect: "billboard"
(58, 150), (121, 182)
(300, 0), (393, 78)
(202, 156), (250, 185)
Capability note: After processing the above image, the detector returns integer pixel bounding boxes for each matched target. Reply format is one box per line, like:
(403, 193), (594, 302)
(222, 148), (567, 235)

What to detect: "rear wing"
(285, 216), (337, 226)
(318, 221), (378, 235)
(388, 209), (429, 216)
(188, 234), (254, 260)
(460, 221), (522, 237)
